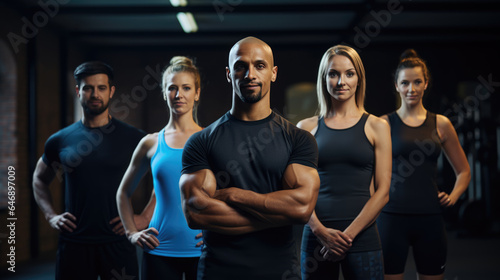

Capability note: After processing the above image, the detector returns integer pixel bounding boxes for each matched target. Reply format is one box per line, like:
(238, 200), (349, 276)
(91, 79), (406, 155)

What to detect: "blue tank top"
(147, 129), (202, 257)
(314, 113), (374, 221)
(383, 111), (442, 214)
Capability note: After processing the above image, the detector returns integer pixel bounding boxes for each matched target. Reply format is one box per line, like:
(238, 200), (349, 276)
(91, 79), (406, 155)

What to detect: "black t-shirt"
(182, 111), (318, 280)
(42, 118), (145, 243)
(383, 111), (443, 214)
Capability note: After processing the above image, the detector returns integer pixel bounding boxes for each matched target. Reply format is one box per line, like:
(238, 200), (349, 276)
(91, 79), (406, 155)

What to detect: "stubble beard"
(238, 85), (263, 104)
(82, 100), (109, 116)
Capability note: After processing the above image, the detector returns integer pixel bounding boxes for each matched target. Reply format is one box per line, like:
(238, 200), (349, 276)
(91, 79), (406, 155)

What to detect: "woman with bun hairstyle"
(117, 56), (203, 280)
(298, 45), (392, 280)
(377, 49), (471, 280)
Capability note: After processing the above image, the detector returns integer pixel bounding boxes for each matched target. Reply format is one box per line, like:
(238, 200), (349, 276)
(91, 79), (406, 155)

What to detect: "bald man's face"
(226, 42), (277, 104)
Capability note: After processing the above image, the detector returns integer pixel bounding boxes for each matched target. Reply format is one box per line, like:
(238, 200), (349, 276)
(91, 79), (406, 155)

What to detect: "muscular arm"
(343, 116), (392, 240)
(180, 169), (269, 235)
(33, 158), (77, 232)
(437, 115), (471, 206)
(215, 163), (320, 225)
(211, 117), (320, 225)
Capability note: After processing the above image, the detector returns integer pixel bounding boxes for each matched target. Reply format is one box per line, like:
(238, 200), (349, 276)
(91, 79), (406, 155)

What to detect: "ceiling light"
(170, 0), (187, 7)
(176, 12), (198, 33)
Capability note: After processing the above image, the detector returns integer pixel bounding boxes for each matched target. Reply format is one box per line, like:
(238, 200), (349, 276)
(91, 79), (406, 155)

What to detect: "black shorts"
(142, 252), (199, 280)
(56, 238), (138, 280)
(377, 212), (447, 275)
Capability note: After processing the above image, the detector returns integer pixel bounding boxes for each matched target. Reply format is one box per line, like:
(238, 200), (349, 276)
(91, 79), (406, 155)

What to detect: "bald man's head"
(226, 36), (278, 104)
(228, 37), (274, 67)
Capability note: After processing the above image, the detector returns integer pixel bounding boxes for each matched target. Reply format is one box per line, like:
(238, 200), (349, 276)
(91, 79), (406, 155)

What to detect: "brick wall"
(0, 4), (64, 269)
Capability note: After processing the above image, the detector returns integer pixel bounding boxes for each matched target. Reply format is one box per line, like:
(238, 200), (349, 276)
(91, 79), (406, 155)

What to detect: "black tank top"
(314, 113), (374, 221)
(383, 111), (443, 214)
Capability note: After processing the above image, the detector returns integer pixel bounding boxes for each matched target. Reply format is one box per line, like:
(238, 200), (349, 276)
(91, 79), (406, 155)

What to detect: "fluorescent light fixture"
(170, 0), (187, 7)
(177, 12), (198, 33)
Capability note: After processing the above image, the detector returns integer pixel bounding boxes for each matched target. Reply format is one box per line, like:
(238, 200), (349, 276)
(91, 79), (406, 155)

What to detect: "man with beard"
(32, 61), (146, 280)
(180, 37), (320, 279)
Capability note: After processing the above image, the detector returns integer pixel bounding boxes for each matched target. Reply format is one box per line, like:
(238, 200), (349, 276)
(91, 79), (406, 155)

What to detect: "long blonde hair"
(317, 45), (366, 118)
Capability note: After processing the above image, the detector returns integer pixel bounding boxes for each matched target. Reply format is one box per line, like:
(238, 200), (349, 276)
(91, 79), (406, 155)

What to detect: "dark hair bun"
(400, 49), (419, 61)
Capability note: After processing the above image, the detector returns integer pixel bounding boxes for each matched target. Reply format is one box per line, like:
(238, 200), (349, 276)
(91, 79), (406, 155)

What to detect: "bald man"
(180, 37), (320, 279)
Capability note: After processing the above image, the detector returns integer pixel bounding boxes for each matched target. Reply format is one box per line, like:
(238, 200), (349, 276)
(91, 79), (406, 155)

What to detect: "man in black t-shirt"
(180, 37), (320, 280)
(32, 61), (147, 280)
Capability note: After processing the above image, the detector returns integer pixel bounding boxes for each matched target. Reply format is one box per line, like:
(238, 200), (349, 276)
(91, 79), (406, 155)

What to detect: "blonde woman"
(298, 45), (391, 280)
(117, 56), (203, 280)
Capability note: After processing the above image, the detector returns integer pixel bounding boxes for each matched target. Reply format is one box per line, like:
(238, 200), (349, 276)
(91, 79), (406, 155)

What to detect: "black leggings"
(142, 252), (199, 280)
(377, 212), (447, 275)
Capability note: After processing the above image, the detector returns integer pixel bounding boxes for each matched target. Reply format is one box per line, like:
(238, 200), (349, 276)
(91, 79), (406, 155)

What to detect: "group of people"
(33, 36), (470, 280)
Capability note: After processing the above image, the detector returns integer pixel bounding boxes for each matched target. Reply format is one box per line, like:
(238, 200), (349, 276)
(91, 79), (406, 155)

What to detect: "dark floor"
(2, 230), (500, 280)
